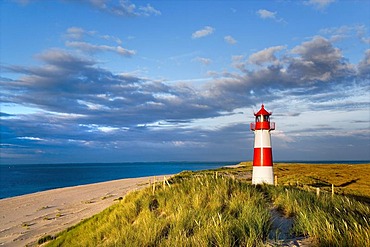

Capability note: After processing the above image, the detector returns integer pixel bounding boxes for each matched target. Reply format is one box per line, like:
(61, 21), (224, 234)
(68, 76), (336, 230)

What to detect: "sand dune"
(0, 175), (169, 247)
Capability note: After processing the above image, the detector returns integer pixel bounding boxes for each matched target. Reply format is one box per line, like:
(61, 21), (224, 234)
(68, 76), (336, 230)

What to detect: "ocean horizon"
(1, 160), (368, 199)
(0, 161), (239, 199)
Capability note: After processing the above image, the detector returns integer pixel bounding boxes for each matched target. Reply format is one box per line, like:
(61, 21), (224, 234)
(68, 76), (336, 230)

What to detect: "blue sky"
(1, 0), (369, 164)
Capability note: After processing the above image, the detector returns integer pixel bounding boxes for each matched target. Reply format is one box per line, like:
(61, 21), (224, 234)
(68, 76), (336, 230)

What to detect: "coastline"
(0, 175), (172, 247)
(0, 161), (234, 199)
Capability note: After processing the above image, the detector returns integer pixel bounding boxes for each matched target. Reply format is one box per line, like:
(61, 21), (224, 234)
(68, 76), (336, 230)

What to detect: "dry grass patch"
(274, 163), (370, 201)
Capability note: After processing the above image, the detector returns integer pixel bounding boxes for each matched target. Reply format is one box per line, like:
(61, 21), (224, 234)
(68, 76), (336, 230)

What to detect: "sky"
(1, 0), (369, 164)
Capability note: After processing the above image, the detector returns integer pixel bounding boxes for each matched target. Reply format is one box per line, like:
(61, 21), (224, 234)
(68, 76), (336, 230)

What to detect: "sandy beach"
(0, 175), (170, 247)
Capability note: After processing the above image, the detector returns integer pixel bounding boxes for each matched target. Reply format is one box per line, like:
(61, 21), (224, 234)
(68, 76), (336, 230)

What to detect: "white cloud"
(192, 26), (215, 39)
(66, 27), (88, 40)
(79, 124), (120, 133)
(65, 27), (122, 45)
(224, 35), (237, 45)
(65, 41), (135, 57)
(139, 4), (161, 16)
(85, 0), (161, 17)
(304, 0), (335, 10)
(116, 45), (136, 56)
(17, 136), (44, 141)
(101, 34), (122, 45)
(193, 57), (212, 65)
(320, 25), (370, 44)
(256, 9), (285, 23)
(257, 9), (276, 19)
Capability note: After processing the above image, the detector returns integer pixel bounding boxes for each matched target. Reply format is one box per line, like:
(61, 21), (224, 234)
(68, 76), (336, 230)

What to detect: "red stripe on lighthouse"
(253, 147), (273, 166)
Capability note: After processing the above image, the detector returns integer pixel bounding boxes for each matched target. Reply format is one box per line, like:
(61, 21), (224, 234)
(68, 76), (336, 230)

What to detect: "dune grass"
(45, 173), (271, 247)
(263, 185), (370, 246)
(43, 162), (370, 247)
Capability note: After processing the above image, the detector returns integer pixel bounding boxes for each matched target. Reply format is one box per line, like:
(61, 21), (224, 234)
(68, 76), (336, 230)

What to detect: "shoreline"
(0, 175), (172, 247)
(0, 161), (237, 200)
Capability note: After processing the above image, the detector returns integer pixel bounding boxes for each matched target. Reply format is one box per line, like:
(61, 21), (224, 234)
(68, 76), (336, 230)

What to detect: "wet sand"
(0, 175), (170, 247)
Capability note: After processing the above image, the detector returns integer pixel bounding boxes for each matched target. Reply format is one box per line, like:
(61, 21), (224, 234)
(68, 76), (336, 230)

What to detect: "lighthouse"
(250, 104), (275, 185)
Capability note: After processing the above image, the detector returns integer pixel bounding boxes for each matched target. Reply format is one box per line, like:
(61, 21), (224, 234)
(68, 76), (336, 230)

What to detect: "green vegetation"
(264, 185), (370, 246)
(46, 174), (271, 246)
(43, 162), (370, 247)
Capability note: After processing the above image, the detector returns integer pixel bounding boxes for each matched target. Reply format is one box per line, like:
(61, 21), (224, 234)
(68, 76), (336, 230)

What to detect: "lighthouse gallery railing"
(250, 122), (275, 131)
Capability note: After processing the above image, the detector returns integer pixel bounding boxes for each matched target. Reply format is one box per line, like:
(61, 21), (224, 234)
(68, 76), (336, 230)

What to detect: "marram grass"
(44, 167), (370, 247)
(264, 185), (370, 246)
(45, 174), (271, 247)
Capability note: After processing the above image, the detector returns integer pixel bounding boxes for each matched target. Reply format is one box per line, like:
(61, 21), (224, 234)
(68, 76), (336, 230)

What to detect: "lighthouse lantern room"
(250, 104), (275, 185)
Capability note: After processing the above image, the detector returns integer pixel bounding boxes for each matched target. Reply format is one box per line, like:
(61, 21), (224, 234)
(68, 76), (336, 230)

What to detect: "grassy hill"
(41, 162), (370, 246)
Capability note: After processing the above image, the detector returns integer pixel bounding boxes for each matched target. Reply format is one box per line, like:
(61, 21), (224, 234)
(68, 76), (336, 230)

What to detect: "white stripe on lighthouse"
(254, 130), (271, 148)
(252, 167), (274, 184)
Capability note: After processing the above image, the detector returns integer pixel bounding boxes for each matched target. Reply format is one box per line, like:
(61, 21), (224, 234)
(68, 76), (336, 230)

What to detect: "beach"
(0, 175), (169, 247)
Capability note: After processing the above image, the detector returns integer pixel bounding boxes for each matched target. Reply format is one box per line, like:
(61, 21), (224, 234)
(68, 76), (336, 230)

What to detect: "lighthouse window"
(256, 116), (261, 122)
(264, 116), (269, 122)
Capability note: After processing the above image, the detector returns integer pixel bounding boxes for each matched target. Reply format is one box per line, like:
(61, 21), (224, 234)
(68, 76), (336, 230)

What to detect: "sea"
(0, 161), (238, 199)
(1, 160), (368, 199)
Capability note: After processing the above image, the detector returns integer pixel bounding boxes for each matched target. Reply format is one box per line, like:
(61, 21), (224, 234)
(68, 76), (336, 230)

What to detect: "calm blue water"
(0, 162), (238, 199)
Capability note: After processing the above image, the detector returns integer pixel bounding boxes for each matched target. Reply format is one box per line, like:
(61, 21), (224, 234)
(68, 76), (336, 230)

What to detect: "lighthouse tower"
(250, 104), (275, 185)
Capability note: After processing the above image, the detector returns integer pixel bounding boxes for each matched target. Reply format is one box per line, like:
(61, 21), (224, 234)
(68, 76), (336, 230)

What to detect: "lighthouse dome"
(251, 104), (275, 131)
(254, 104), (271, 116)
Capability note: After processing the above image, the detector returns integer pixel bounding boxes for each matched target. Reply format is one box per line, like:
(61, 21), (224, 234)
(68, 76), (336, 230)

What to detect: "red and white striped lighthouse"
(250, 104), (275, 185)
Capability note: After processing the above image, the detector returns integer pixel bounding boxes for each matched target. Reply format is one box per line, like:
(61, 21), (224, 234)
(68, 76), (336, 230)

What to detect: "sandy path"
(0, 175), (170, 247)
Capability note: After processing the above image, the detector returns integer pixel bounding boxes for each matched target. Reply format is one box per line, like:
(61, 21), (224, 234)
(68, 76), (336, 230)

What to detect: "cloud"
(1, 49), (222, 125)
(204, 36), (364, 107)
(224, 35), (237, 45)
(2, 36), (363, 118)
(288, 36), (354, 83)
(304, 0), (335, 10)
(66, 41), (135, 57)
(248, 46), (286, 66)
(139, 4), (162, 16)
(101, 35), (122, 45)
(256, 9), (285, 23)
(192, 26), (215, 39)
(13, 0), (161, 17)
(257, 9), (276, 19)
(29, 49), (96, 76)
(66, 27), (94, 40)
(193, 57), (212, 65)
(66, 26), (122, 44)
(64, 27), (134, 57)
(320, 25), (370, 44)
(1, 36), (369, 163)
(357, 49), (370, 79)
(84, 0), (161, 17)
